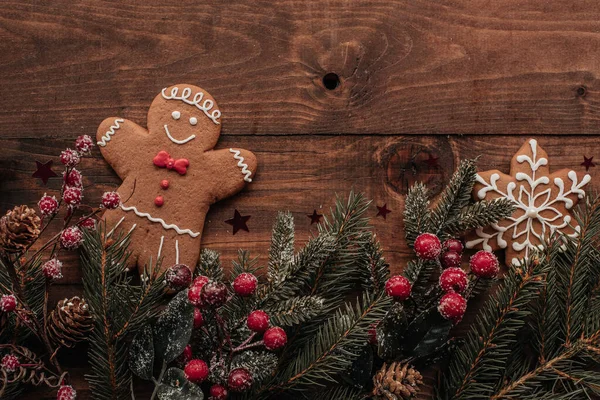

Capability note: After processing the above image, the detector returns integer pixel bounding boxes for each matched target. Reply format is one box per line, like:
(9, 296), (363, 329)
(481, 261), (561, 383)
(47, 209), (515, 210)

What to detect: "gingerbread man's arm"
(96, 118), (148, 180)
(204, 148), (258, 203)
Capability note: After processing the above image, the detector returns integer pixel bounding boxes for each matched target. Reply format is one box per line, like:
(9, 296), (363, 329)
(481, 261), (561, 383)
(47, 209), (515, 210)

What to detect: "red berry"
(75, 135), (94, 154)
(42, 258), (63, 280)
(201, 282), (228, 308)
(193, 308), (204, 329)
(1, 294), (17, 312)
(439, 267), (468, 293)
(63, 168), (83, 188)
(438, 292), (467, 323)
(414, 233), (442, 260)
(1, 354), (19, 372)
(60, 149), (80, 167)
(154, 196), (164, 207)
(38, 194), (59, 216)
(209, 384), (228, 400)
(227, 368), (253, 392)
(63, 186), (83, 206)
(181, 344), (193, 363)
(166, 264), (192, 290)
(160, 180), (169, 190)
(193, 275), (210, 289)
(101, 191), (121, 209)
(247, 310), (269, 333)
(56, 385), (77, 400)
(368, 322), (378, 345)
(184, 359), (209, 383)
(60, 226), (83, 250)
(470, 250), (499, 278)
(79, 218), (96, 230)
(188, 285), (203, 307)
(233, 273), (258, 297)
(263, 327), (287, 350)
(443, 239), (464, 254)
(441, 251), (462, 269)
(385, 275), (412, 300)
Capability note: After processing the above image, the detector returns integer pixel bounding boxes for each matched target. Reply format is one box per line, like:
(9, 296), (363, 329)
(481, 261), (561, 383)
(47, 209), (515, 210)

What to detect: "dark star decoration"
(307, 209), (323, 225)
(225, 209), (251, 235)
(581, 155), (595, 171)
(376, 204), (391, 219)
(424, 154), (439, 167)
(32, 160), (58, 184)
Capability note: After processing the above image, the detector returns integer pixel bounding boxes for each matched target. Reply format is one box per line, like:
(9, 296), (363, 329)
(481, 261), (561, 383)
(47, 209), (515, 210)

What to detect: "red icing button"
(160, 180), (169, 190)
(154, 196), (164, 207)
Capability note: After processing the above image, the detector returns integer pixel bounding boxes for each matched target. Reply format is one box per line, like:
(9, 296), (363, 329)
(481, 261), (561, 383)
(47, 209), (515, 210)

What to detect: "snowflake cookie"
(465, 138), (591, 266)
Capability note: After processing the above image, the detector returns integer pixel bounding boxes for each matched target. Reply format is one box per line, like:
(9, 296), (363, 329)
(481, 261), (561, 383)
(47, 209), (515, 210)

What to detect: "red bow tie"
(153, 151), (189, 175)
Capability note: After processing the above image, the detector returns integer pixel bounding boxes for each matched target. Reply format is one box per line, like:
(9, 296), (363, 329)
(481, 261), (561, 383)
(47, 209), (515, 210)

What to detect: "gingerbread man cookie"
(97, 84), (257, 272)
(465, 138), (591, 266)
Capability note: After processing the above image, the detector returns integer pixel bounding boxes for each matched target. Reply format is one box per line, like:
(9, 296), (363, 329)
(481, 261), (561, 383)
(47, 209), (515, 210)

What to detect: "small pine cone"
(0, 206), (41, 253)
(47, 297), (93, 349)
(372, 361), (423, 400)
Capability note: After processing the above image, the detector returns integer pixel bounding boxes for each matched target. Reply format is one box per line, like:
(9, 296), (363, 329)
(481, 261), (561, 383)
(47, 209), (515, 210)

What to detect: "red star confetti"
(32, 160), (58, 184)
(376, 204), (391, 219)
(307, 210), (323, 225)
(581, 156), (595, 171)
(225, 210), (251, 235)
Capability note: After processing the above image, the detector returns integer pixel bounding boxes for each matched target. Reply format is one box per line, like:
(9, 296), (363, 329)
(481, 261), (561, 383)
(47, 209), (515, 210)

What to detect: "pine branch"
(357, 234), (389, 295)
(264, 296), (325, 327)
(403, 182), (432, 247)
(268, 212), (295, 285)
(196, 249), (223, 281)
(443, 198), (516, 236)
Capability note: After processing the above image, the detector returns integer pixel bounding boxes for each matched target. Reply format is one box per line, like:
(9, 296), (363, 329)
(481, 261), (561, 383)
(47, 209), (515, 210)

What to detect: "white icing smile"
(164, 124), (196, 145)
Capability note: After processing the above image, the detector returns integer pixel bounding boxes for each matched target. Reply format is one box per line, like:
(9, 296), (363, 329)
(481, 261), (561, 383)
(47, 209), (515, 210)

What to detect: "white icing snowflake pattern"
(466, 139), (591, 266)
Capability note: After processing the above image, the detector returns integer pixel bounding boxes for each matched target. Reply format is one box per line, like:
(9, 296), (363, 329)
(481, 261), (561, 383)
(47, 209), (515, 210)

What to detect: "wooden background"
(1, 0), (600, 398)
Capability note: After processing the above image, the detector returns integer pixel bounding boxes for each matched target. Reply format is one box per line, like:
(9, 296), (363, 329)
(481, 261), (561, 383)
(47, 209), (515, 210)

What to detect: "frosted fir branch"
(443, 198), (516, 236)
(196, 249), (223, 281)
(403, 182), (432, 247)
(268, 212), (295, 285)
(264, 296), (325, 327)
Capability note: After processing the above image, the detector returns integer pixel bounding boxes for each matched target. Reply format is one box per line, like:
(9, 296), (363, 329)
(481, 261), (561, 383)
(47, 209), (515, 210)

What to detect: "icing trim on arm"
(120, 204), (200, 238)
(161, 87), (221, 125)
(97, 119), (125, 147)
(229, 148), (253, 183)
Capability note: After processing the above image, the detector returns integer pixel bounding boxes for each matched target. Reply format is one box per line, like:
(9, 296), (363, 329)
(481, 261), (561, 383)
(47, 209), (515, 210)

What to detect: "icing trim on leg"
(107, 217), (125, 238)
(175, 240), (179, 264)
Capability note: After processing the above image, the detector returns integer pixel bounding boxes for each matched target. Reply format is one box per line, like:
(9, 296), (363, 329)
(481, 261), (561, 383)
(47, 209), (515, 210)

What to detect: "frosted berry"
(441, 251), (462, 269)
(414, 233), (442, 260)
(443, 239), (464, 254)
(79, 218), (96, 230)
(75, 134), (94, 154)
(181, 344), (193, 363)
(438, 292), (467, 323)
(38, 194), (59, 216)
(439, 267), (468, 293)
(101, 191), (121, 209)
(201, 282), (228, 308)
(184, 359), (209, 383)
(368, 322), (378, 345)
(60, 226), (83, 250)
(247, 310), (269, 333)
(470, 250), (499, 278)
(193, 275), (210, 289)
(165, 264), (192, 291)
(385, 275), (412, 300)
(233, 273), (258, 297)
(193, 308), (204, 329)
(60, 149), (80, 167)
(188, 285), (203, 307)
(209, 384), (228, 400)
(63, 168), (83, 188)
(56, 384), (77, 400)
(42, 258), (63, 280)
(263, 327), (287, 350)
(63, 186), (83, 207)
(0, 294), (17, 312)
(1, 354), (19, 372)
(227, 367), (253, 392)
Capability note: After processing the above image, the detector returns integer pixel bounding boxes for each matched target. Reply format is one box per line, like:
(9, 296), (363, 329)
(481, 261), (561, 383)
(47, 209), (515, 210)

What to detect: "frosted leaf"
(153, 290), (194, 363)
(129, 325), (154, 380)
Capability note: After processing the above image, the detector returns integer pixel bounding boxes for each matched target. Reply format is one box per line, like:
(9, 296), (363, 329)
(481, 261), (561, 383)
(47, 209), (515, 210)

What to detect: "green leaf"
(402, 307), (447, 355)
(154, 291), (194, 364)
(377, 302), (408, 360)
(129, 325), (154, 380)
(410, 317), (453, 359)
(158, 368), (204, 400)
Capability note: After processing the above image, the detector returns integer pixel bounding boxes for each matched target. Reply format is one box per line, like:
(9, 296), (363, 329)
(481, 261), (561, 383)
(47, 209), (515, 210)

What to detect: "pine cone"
(372, 361), (423, 400)
(0, 206), (41, 253)
(47, 297), (93, 349)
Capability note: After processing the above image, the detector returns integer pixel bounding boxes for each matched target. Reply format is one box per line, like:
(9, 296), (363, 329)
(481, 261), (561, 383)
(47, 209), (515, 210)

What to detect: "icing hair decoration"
(161, 87), (221, 125)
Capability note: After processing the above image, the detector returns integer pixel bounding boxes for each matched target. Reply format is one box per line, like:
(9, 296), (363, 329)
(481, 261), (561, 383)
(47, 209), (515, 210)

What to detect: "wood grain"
(1, 0), (600, 138)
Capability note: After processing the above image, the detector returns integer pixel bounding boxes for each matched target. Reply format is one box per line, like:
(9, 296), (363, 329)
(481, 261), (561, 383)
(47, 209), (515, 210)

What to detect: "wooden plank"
(1, 0), (600, 138)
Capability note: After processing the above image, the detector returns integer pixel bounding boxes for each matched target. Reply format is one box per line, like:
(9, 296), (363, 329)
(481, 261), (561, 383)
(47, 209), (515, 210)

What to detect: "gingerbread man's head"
(147, 84), (222, 151)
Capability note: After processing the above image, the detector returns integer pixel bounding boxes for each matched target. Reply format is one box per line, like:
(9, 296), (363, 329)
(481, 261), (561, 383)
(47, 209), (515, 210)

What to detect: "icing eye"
(171, 111), (181, 120)
(189, 117), (198, 126)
